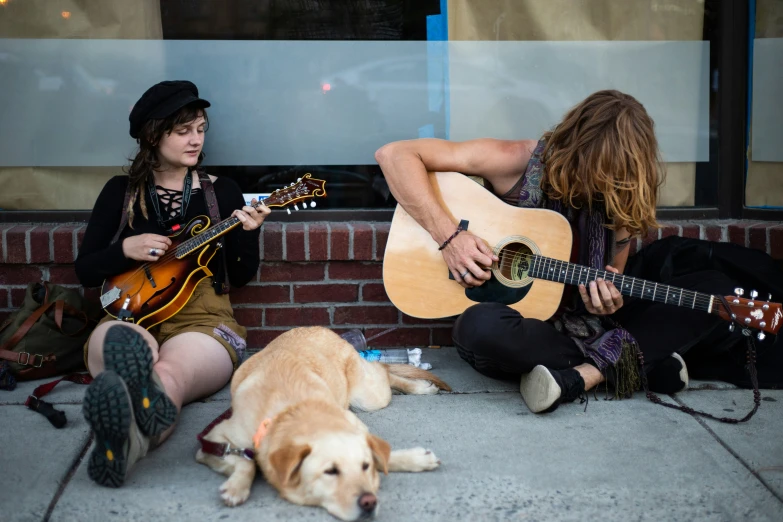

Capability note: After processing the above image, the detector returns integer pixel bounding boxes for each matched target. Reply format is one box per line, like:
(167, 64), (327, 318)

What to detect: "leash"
(196, 407), (255, 460)
(25, 373), (93, 429)
(634, 294), (764, 424)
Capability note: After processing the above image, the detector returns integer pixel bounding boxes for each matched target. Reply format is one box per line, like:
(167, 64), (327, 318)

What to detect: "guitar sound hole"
(498, 243), (533, 282)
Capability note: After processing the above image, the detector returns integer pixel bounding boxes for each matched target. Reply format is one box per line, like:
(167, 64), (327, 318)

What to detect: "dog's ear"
(269, 444), (312, 487)
(366, 434), (391, 475)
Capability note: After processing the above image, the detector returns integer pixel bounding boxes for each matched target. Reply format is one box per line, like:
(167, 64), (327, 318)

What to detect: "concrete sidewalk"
(2, 347), (782, 522)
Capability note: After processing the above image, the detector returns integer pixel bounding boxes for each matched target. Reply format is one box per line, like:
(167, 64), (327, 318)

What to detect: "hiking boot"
(647, 352), (689, 394)
(103, 324), (178, 437)
(83, 371), (149, 488)
(519, 365), (586, 413)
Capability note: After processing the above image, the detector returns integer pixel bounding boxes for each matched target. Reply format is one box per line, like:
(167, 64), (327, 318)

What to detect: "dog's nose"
(358, 492), (377, 514)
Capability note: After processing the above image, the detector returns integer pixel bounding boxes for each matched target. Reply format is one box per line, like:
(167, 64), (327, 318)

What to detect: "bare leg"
(86, 322), (233, 444)
(154, 332), (233, 443)
(83, 323), (233, 488)
(574, 363), (604, 391)
(87, 321), (159, 377)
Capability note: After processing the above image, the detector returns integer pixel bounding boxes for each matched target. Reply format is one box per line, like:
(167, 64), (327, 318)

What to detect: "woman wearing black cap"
(74, 80), (269, 488)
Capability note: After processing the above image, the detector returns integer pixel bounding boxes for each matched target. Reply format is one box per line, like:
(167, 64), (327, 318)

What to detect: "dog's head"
(266, 432), (391, 520)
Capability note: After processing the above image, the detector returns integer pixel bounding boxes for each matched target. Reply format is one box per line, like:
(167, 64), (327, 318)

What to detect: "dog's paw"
(411, 380), (439, 395)
(409, 447), (440, 470)
(390, 447), (441, 472)
(220, 479), (251, 507)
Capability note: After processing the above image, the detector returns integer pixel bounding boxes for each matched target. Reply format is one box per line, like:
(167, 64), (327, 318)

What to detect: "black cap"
(129, 80), (211, 139)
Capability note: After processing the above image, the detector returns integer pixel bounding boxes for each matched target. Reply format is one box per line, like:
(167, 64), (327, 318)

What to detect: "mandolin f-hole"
(140, 277), (177, 310)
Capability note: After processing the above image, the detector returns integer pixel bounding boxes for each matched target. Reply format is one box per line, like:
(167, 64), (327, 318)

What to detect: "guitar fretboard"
(527, 255), (716, 313)
(176, 216), (241, 257)
(175, 195), (271, 257)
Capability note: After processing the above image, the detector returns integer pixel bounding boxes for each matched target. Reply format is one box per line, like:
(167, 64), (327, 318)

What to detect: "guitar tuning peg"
(310, 201), (316, 208)
(728, 323), (735, 332)
(294, 204), (299, 211)
(750, 290), (758, 299)
(757, 332), (766, 341)
(734, 287), (744, 297)
(768, 293), (772, 301)
(286, 208), (291, 215)
(297, 178), (302, 182)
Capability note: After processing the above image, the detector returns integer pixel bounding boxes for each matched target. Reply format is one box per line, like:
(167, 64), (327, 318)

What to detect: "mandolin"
(100, 173), (327, 329)
(382, 172), (781, 340)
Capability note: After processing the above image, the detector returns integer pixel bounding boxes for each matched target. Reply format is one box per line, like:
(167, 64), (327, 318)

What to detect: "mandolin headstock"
(715, 290), (782, 339)
(260, 173), (327, 212)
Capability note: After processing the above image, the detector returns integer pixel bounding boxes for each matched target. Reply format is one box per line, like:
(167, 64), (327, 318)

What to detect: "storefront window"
(0, 0), (722, 212)
(745, 0), (783, 208)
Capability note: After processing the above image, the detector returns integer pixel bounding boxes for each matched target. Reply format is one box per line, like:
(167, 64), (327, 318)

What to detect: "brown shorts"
(84, 278), (247, 371)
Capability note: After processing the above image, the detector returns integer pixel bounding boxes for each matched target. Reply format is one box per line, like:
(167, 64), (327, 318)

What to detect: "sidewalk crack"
(43, 432), (94, 522)
(673, 395), (783, 504)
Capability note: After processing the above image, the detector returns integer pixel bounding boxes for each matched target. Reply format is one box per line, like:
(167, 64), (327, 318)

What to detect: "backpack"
(0, 281), (103, 381)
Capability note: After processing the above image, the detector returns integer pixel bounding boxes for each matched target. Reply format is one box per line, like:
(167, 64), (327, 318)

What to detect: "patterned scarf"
(518, 139), (640, 396)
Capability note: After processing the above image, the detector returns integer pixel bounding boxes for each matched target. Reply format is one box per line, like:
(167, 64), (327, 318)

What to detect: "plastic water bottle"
(339, 329), (432, 370)
(357, 347), (418, 364)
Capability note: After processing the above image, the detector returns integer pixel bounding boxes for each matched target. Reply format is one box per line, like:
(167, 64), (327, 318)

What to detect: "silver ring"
(461, 271), (469, 279)
(149, 248), (157, 256)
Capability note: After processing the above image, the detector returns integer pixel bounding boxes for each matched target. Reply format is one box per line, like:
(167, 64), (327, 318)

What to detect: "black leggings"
(452, 270), (777, 387)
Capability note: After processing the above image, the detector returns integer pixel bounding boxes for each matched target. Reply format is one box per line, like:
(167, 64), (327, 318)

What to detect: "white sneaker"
(671, 352), (689, 393)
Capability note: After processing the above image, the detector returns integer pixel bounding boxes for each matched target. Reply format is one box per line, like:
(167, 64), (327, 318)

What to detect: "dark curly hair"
(124, 103), (209, 228)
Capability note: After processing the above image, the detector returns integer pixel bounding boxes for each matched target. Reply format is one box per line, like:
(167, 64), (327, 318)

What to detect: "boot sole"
(83, 371), (132, 488)
(103, 324), (177, 437)
(519, 365), (562, 413)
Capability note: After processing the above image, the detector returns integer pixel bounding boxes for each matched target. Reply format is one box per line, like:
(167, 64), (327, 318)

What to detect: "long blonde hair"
(541, 90), (664, 238)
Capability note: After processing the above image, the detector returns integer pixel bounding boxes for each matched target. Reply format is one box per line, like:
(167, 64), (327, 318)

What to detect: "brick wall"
(1, 220), (782, 349)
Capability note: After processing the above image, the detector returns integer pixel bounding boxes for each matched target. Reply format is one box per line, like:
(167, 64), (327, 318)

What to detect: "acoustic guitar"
(382, 172), (781, 340)
(99, 174), (327, 329)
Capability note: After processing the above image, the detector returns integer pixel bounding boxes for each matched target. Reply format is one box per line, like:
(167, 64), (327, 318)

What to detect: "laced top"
(155, 186), (201, 220)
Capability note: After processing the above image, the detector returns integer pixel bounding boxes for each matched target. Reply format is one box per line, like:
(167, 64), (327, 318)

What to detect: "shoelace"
(578, 391), (588, 412)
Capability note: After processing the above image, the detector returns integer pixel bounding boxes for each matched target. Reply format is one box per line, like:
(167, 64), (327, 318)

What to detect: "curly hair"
(124, 103), (209, 228)
(540, 90), (664, 238)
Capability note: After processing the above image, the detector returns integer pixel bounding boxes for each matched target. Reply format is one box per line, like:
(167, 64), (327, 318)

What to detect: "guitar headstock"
(259, 173), (327, 212)
(716, 291), (782, 338)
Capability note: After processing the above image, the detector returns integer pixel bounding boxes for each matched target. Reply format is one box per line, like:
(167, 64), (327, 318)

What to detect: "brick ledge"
(1, 219), (780, 350)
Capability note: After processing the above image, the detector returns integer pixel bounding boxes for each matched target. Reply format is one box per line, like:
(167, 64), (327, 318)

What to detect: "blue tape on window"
(426, 14), (446, 42)
(426, 0), (450, 139)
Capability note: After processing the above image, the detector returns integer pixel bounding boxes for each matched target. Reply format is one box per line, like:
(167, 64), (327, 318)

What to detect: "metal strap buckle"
(17, 352), (44, 367)
(222, 443), (254, 460)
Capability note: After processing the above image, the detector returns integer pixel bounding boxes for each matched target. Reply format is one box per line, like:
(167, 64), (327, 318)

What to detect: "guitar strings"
(116, 190), (320, 286)
(476, 247), (717, 307)
(490, 250), (715, 306)
(118, 215), (242, 284)
(113, 180), (327, 291)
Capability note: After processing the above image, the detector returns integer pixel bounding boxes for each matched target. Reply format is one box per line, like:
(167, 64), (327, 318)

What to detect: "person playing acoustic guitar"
(75, 81), (270, 487)
(376, 89), (771, 414)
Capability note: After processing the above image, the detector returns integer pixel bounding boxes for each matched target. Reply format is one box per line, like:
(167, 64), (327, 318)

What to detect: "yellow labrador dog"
(196, 326), (451, 520)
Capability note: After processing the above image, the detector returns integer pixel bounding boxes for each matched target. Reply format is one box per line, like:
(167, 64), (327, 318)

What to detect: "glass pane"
(745, 0), (783, 208)
(0, 0), (720, 211)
